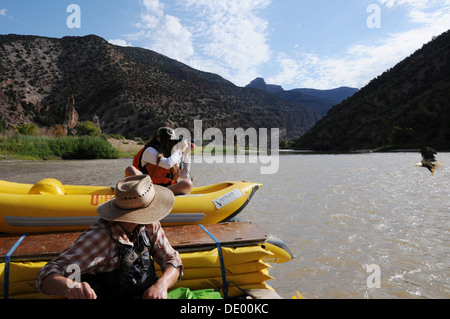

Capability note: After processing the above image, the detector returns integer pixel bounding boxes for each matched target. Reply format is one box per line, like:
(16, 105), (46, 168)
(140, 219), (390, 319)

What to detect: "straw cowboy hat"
(97, 175), (175, 224)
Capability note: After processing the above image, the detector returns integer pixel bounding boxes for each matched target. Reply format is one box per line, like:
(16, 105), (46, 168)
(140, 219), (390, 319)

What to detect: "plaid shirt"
(36, 220), (183, 292)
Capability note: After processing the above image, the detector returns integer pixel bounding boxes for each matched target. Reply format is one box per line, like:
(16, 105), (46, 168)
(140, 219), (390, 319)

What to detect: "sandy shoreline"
(106, 138), (143, 155)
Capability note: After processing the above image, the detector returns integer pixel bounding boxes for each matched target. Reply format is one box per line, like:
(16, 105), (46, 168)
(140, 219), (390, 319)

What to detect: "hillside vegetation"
(295, 29), (450, 151)
(0, 34), (318, 141)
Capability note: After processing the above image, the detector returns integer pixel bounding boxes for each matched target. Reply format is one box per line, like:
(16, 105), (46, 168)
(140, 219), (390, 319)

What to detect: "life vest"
(81, 222), (158, 299)
(132, 147), (147, 174)
(133, 147), (179, 186)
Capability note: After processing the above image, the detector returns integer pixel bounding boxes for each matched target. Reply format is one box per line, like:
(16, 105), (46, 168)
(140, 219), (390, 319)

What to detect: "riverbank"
(0, 134), (203, 161)
(0, 135), (123, 160)
(106, 138), (143, 156)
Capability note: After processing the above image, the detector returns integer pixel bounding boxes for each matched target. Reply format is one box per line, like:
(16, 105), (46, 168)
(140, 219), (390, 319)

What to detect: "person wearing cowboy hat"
(126, 127), (194, 195)
(36, 175), (183, 299)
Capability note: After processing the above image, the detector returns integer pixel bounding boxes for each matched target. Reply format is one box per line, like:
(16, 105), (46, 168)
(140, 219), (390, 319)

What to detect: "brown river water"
(1, 152), (449, 299)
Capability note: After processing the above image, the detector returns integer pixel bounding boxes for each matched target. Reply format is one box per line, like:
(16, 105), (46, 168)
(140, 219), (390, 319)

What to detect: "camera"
(178, 136), (196, 144)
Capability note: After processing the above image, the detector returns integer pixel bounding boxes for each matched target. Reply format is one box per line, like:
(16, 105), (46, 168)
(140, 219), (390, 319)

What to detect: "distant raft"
(0, 179), (262, 233)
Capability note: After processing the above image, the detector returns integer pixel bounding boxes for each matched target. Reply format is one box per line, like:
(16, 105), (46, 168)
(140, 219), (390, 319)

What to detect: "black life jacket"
(81, 223), (158, 299)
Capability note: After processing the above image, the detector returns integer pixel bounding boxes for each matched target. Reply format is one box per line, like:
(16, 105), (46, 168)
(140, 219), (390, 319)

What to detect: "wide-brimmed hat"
(97, 175), (175, 224)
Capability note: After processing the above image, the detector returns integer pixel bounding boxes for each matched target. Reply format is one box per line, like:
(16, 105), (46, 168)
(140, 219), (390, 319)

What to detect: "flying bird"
(414, 147), (443, 175)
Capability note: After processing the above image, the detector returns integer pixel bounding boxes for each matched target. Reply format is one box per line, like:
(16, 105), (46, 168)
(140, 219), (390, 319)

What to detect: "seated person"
(126, 127), (194, 195)
(36, 175), (183, 299)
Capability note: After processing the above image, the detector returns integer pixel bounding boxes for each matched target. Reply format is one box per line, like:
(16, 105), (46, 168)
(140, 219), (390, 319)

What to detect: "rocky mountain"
(246, 78), (358, 117)
(246, 78), (284, 95)
(0, 34), (319, 140)
(295, 29), (450, 151)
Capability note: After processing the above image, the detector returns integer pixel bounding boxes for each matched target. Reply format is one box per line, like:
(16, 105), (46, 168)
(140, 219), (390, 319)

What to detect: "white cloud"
(269, 1), (450, 89)
(377, 0), (450, 25)
(183, 0), (272, 85)
(108, 39), (132, 47)
(0, 8), (7, 16)
(124, 0), (449, 89)
(127, 0), (272, 86)
(148, 14), (194, 61)
(378, 0), (431, 9)
(127, 0), (194, 62)
(141, 0), (165, 17)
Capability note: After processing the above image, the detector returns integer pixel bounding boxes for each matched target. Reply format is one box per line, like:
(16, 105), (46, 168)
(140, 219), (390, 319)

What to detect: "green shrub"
(15, 123), (39, 136)
(75, 121), (100, 137)
(0, 135), (119, 160)
(57, 136), (119, 159)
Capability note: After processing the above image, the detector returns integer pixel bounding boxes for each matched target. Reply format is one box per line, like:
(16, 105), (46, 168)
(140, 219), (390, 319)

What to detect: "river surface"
(1, 152), (449, 299)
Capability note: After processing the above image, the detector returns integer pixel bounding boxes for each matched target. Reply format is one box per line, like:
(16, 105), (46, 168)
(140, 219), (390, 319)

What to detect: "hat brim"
(97, 185), (175, 224)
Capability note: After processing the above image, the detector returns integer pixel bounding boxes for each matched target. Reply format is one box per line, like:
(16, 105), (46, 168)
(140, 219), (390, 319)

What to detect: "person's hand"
(65, 282), (97, 299)
(142, 282), (168, 299)
(179, 139), (189, 153)
(141, 266), (179, 299)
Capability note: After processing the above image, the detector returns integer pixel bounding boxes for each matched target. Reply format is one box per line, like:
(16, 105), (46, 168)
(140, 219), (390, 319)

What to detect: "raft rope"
(3, 233), (27, 299)
(198, 224), (229, 298)
(198, 225), (246, 299)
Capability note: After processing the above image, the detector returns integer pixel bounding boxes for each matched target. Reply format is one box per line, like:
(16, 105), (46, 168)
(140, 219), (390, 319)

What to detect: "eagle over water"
(414, 147), (443, 176)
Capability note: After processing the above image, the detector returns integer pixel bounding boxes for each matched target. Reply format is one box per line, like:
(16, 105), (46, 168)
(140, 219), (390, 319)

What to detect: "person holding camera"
(126, 127), (194, 195)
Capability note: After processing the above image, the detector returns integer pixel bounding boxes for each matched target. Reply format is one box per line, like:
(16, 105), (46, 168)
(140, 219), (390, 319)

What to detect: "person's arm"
(145, 223), (183, 299)
(40, 273), (97, 299)
(141, 266), (179, 299)
(36, 221), (113, 299)
(142, 142), (189, 169)
(179, 141), (194, 180)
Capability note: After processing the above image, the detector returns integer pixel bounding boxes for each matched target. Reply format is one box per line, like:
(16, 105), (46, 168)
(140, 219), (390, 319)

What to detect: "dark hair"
(145, 128), (179, 164)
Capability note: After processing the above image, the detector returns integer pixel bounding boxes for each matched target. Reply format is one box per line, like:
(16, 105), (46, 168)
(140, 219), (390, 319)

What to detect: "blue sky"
(1, 1), (450, 90)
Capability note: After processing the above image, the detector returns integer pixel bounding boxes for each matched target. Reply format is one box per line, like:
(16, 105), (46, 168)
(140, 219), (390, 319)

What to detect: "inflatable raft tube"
(0, 179), (262, 233)
(1, 247), (280, 299)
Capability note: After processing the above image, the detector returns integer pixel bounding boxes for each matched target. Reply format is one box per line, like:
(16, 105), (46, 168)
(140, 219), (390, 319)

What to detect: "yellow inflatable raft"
(0, 179), (262, 233)
(1, 240), (292, 299)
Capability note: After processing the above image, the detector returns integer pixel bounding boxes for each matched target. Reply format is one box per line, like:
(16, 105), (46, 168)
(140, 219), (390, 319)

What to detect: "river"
(1, 152), (449, 299)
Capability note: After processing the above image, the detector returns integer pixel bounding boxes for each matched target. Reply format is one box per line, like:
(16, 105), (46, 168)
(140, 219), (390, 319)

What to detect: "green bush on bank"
(15, 123), (40, 136)
(75, 121), (101, 137)
(0, 134), (119, 160)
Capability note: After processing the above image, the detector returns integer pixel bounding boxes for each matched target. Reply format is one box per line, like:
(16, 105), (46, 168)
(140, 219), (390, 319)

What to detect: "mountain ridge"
(246, 77), (358, 117)
(0, 34), (319, 140)
(295, 29), (450, 151)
